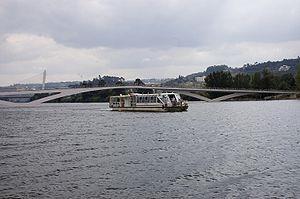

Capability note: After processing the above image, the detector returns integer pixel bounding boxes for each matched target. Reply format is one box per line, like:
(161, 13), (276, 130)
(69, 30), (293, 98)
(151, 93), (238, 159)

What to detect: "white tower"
(42, 70), (46, 90)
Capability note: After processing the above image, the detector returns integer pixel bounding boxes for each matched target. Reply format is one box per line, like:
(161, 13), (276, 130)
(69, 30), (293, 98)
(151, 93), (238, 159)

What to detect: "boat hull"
(111, 105), (188, 112)
(109, 92), (188, 112)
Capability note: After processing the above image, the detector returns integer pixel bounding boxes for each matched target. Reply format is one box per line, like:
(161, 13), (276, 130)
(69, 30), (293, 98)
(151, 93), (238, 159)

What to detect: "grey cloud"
(0, 0), (300, 86)
(1, 0), (299, 49)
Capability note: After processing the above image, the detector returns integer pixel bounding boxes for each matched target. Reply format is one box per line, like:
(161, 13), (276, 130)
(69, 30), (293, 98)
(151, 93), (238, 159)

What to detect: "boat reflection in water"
(109, 93), (188, 112)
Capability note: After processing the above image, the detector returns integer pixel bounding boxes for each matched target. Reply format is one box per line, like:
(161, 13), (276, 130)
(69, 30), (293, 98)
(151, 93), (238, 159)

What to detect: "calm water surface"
(0, 100), (299, 198)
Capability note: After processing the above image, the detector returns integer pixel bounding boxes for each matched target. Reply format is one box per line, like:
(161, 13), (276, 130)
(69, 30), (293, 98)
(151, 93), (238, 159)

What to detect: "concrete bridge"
(0, 86), (298, 107)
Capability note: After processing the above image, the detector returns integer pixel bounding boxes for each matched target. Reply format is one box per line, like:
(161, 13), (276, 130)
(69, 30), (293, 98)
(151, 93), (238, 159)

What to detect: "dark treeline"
(70, 75), (146, 88)
(205, 68), (298, 90)
(76, 75), (125, 88)
(47, 76), (147, 103)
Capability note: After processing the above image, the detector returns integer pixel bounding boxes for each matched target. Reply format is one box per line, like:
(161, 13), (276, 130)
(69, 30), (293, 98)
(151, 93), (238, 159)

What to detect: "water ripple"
(0, 101), (299, 198)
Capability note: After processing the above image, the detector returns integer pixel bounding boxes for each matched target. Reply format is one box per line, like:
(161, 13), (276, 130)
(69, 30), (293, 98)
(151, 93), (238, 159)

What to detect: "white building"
(195, 76), (206, 82)
(278, 65), (291, 72)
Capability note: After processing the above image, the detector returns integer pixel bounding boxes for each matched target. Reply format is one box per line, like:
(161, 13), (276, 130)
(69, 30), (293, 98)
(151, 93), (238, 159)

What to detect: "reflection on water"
(0, 101), (300, 198)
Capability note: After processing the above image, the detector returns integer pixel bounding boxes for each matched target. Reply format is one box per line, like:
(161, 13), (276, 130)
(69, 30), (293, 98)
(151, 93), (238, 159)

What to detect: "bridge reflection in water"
(0, 86), (298, 107)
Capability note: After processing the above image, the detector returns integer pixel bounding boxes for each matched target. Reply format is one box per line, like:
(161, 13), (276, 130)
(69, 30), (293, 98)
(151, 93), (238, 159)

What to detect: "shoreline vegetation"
(35, 70), (299, 103)
(29, 58), (300, 103)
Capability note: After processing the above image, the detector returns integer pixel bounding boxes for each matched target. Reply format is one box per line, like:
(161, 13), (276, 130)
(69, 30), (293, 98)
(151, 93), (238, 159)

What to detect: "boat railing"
(110, 102), (120, 108)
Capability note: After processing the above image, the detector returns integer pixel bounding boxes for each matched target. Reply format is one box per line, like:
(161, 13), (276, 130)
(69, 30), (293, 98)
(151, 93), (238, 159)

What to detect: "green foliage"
(115, 81), (125, 86)
(205, 65), (229, 74)
(79, 75), (124, 88)
(233, 73), (251, 89)
(249, 68), (296, 90)
(296, 64), (300, 90)
(205, 69), (296, 90)
(260, 68), (274, 89)
(279, 73), (296, 90)
(205, 71), (233, 88)
(251, 72), (261, 89)
(134, 78), (145, 86)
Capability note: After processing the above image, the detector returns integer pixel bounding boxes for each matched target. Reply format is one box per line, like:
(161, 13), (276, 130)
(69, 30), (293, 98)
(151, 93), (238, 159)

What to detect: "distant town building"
(278, 65), (291, 72)
(195, 76), (206, 82)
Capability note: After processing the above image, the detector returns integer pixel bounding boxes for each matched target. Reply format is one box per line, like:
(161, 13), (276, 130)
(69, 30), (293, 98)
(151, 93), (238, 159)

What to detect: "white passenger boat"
(109, 93), (188, 112)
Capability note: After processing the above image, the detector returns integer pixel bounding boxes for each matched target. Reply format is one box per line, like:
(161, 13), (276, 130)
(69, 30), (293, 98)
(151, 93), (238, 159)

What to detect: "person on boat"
(171, 97), (176, 106)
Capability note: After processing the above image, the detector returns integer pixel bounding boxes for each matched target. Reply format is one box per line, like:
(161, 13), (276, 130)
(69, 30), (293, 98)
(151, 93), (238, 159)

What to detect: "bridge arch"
(177, 91), (211, 102)
(28, 87), (157, 105)
(28, 89), (254, 104)
(0, 99), (17, 106)
(210, 93), (254, 102)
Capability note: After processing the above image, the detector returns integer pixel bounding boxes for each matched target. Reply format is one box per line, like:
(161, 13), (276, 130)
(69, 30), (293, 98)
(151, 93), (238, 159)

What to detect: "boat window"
(131, 95), (160, 103)
(168, 94), (176, 102)
(151, 96), (156, 103)
(161, 95), (167, 103)
(175, 94), (181, 101)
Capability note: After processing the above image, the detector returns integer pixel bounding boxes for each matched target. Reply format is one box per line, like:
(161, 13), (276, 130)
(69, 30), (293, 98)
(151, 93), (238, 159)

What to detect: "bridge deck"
(0, 86), (297, 96)
(0, 86), (298, 107)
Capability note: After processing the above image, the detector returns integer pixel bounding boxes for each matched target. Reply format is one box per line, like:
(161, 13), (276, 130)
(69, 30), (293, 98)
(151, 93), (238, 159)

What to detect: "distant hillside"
(163, 57), (300, 86)
(232, 57), (300, 75)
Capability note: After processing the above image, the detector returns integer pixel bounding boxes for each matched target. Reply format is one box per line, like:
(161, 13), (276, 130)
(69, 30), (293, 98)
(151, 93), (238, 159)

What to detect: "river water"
(0, 100), (299, 198)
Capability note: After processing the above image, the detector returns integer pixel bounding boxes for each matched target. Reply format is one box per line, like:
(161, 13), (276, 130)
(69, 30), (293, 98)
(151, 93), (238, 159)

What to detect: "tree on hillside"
(278, 73), (296, 90)
(205, 65), (229, 74)
(260, 68), (274, 89)
(134, 78), (145, 86)
(78, 75), (125, 88)
(251, 72), (261, 89)
(296, 64), (300, 90)
(250, 70), (296, 90)
(233, 73), (251, 89)
(205, 71), (233, 88)
(115, 81), (125, 86)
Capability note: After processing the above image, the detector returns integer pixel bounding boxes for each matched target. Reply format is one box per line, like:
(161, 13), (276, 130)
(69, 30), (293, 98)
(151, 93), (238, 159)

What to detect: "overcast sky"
(0, 0), (299, 85)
